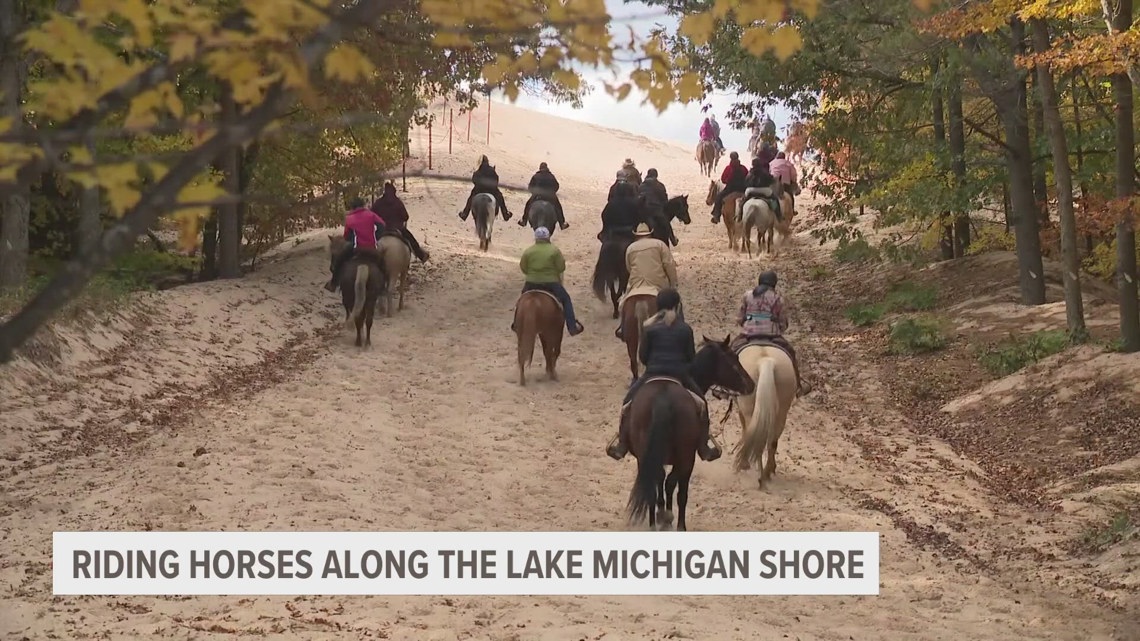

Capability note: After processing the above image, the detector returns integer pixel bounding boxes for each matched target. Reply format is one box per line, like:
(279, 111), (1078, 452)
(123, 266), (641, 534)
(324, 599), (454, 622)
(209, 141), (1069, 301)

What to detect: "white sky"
(490, 0), (792, 154)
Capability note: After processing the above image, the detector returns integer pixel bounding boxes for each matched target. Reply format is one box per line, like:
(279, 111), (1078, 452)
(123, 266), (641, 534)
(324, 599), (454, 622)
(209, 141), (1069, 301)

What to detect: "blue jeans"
(523, 282), (579, 331)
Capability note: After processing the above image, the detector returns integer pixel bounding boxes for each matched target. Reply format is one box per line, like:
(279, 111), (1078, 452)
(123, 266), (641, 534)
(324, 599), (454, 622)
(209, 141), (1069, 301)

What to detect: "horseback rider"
(514, 226), (585, 336)
(614, 222), (679, 340)
(729, 271), (809, 396)
(755, 138), (778, 170)
(738, 156), (783, 221)
(769, 151), (801, 212)
(369, 182), (430, 263)
(459, 155), (511, 222)
(760, 113), (777, 144)
(638, 168), (678, 246)
(519, 162), (569, 230)
(599, 179), (644, 242)
(710, 151), (748, 224)
(709, 114), (725, 153)
(325, 196), (386, 292)
(608, 170), (639, 203)
(699, 117), (716, 149)
(619, 158), (642, 187)
(605, 287), (721, 463)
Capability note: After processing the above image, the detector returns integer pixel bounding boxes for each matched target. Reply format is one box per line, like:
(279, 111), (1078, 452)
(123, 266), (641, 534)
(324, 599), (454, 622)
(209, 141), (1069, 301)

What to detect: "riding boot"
(606, 408), (630, 460)
(695, 403), (721, 462)
(555, 202), (569, 230)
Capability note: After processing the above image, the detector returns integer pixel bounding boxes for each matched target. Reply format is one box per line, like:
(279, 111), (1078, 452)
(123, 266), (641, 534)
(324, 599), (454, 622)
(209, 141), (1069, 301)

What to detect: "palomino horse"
(471, 192), (496, 251)
(738, 190), (793, 257)
(620, 293), (657, 383)
(732, 342), (798, 488)
(626, 335), (756, 531)
(513, 289), (564, 386)
(591, 231), (632, 319)
(328, 236), (385, 348)
(527, 199), (560, 237)
(784, 121), (809, 165)
(695, 140), (719, 178)
(377, 233), (411, 316)
(706, 180), (741, 251)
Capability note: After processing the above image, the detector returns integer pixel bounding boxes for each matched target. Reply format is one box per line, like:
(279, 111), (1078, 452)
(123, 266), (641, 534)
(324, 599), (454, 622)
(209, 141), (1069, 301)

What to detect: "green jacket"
(520, 240), (565, 284)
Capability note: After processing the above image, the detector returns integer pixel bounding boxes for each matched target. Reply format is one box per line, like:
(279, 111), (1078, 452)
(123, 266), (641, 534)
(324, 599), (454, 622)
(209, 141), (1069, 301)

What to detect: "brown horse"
(620, 293), (657, 383)
(328, 236), (385, 348)
(625, 335), (756, 531)
(695, 140), (719, 177)
(513, 289), (564, 386)
(706, 180), (741, 251)
(377, 233), (411, 316)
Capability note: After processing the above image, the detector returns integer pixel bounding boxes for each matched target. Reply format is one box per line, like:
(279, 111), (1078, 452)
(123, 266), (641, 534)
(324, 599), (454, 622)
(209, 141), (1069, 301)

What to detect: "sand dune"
(0, 99), (1133, 640)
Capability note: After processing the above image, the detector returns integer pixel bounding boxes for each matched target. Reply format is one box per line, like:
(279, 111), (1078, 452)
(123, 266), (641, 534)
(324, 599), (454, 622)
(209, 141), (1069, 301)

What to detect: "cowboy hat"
(633, 223), (652, 237)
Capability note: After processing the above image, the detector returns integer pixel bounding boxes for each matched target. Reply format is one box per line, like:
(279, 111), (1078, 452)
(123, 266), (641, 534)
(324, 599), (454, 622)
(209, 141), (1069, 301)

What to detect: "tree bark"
(76, 142), (103, 255)
(931, 59), (954, 261)
(1030, 18), (1086, 340)
(0, 0), (30, 289)
(1030, 77), (1050, 227)
(217, 81), (242, 279)
(948, 69), (970, 257)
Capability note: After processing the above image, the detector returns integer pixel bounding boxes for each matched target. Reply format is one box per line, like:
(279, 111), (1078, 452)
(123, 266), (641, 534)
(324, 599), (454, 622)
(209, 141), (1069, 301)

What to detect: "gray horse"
(471, 192), (497, 251)
(527, 200), (559, 238)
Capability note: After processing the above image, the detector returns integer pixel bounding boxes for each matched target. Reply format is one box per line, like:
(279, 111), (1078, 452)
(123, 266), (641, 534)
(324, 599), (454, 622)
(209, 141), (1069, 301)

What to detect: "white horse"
(732, 344), (798, 488)
(737, 189), (792, 257)
(471, 192), (496, 251)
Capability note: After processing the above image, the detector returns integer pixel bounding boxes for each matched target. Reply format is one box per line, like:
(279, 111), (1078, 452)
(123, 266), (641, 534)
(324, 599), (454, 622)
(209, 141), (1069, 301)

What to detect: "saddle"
(733, 336), (794, 363)
(742, 188), (781, 218)
(623, 376), (706, 414)
(519, 289), (564, 312)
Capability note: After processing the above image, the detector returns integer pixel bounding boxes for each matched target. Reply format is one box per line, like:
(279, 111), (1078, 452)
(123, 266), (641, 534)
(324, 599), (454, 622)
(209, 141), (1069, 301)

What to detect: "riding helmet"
(758, 271), (778, 287)
(646, 168), (658, 178)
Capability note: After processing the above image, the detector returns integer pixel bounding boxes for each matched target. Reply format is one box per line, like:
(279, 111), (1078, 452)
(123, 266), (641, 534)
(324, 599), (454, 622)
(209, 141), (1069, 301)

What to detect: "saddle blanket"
(734, 337), (793, 363)
(519, 288), (563, 311)
(622, 376), (706, 413)
(618, 285), (659, 312)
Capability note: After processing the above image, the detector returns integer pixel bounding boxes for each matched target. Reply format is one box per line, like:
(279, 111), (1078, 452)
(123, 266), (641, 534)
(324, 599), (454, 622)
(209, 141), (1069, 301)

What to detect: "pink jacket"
(737, 286), (788, 338)
(769, 158), (797, 186)
(699, 121), (714, 140)
(343, 207), (386, 250)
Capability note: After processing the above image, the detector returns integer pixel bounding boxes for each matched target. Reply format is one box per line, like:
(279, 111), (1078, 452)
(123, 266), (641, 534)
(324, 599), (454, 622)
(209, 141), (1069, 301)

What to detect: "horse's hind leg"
(609, 282), (619, 319)
(541, 333), (558, 382)
(398, 271), (407, 311)
(660, 470), (678, 530)
(676, 472), (691, 532)
(364, 304), (375, 348)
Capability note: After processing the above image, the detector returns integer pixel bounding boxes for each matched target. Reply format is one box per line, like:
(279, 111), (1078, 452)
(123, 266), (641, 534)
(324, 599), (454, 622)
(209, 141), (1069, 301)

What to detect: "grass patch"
(0, 250), (199, 319)
(1075, 511), (1137, 555)
(976, 330), (1071, 377)
(832, 237), (880, 264)
(883, 280), (938, 311)
(887, 315), (949, 355)
(845, 302), (886, 327)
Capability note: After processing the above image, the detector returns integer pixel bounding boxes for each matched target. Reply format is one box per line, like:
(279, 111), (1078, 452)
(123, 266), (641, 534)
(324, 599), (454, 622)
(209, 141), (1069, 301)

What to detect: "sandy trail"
(0, 102), (1131, 640)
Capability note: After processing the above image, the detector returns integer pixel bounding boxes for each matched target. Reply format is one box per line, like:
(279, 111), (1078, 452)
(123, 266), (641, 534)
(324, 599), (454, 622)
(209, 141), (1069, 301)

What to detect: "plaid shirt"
(737, 287), (788, 337)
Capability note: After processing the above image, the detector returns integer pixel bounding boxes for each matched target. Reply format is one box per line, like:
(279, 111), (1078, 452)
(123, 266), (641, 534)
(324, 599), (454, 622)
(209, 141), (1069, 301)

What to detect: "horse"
(647, 195), (692, 247)
(784, 121), (809, 165)
(471, 192), (496, 251)
(513, 289), (564, 386)
(626, 335), (756, 531)
(527, 199), (560, 237)
(328, 236), (385, 348)
(695, 139), (719, 177)
(732, 342), (799, 489)
(738, 191), (793, 257)
(591, 232), (632, 319)
(706, 180), (741, 251)
(619, 294), (657, 382)
(377, 233), (411, 316)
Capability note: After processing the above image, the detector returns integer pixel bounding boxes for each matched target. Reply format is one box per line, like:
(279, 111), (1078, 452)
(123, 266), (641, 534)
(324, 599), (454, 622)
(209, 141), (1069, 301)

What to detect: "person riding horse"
(459, 155), (511, 222)
(608, 171), (639, 204)
(518, 162), (569, 230)
(606, 287), (720, 463)
(708, 115), (725, 154)
(638, 168), (677, 246)
(710, 151), (748, 224)
(618, 159), (642, 187)
(513, 226), (585, 336)
(599, 178), (644, 243)
(768, 151), (801, 213)
(370, 182), (430, 263)
(738, 157), (783, 221)
(614, 223), (678, 340)
(325, 197), (386, 292)
(729, 271), (809, 396)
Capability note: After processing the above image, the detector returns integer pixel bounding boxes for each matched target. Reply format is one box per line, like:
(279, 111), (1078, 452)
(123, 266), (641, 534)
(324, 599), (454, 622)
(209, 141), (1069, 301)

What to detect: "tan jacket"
(621, 237), (678, 306)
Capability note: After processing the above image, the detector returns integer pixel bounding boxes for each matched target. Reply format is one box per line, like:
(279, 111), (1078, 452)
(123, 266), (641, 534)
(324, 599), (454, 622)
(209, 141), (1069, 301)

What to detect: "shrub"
(883, 280), (938, 312)
(976, 330), (1071, 377)
(887, 316), (949, 355)
(845, 303), (886, 327)
(832, 236), (880, 264)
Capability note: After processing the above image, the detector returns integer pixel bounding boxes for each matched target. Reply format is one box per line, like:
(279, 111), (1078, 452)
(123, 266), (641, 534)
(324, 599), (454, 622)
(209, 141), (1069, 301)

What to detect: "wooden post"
(467, 109), (472, 141)
(427, 118), (433, 170)
(449, 108), (453, 155)
(486, 98), (491, 145)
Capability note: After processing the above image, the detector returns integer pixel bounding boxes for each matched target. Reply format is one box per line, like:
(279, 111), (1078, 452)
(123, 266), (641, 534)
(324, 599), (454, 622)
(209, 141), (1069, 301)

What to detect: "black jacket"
(639, 178), (668, 209)
(639, 313), (696, 377)
(745, 167), (776, 190)
(473, 164), (500, 190)
(528, 169), (559, 194)
(608, 179), (638, 203)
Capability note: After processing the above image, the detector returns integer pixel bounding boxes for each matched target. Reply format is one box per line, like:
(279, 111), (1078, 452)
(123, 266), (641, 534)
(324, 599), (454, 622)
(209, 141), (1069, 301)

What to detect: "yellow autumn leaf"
(116, 0), (154, 47)
(482, 54), (514, 85)
(95, 162), (143, 215)
(770, 25), (802, 61)
(551, 69), (581, 91)
(124, 87), (164, 129)
(679, 12), (717, 46)
(676, 72), (705, 102)
(741, 27), (770, 56)
(503, 82), (520, 102)
(616, 83), (632, 101)
(168, 34), (197, 62)
(323, 44), (376, 83)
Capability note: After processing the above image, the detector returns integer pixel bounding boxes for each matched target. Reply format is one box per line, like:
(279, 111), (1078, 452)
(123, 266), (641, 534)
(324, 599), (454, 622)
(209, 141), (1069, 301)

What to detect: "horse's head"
(666, 195), (691, 225)
(695, 334), (755, 396)
(705, 181), (717, 205)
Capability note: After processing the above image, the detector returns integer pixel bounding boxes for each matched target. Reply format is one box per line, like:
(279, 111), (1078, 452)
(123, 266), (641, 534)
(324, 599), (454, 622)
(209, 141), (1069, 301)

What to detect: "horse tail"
(627, 386), (673, 524)
(517, 301), (538, 369)
(633, 298), (649, 347)
(346, 263), (369, 329)
(734, 357), (778, 473)
(591, 248), (609, 301)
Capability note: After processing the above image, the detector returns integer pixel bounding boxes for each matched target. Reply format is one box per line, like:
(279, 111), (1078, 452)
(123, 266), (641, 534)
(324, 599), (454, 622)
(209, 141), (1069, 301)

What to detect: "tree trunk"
(75, 142), (103, 256)
(931, 61), (954, 261)
(1030, 18), (1086, 339)
(217, 82), (242, 279)
(0, 0), (30, 289)
(1030, 77), (1050, 227)
(199, 213), (218, 281)
(948, 70), (970, 257)
(1104, 0), (1140, 351)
